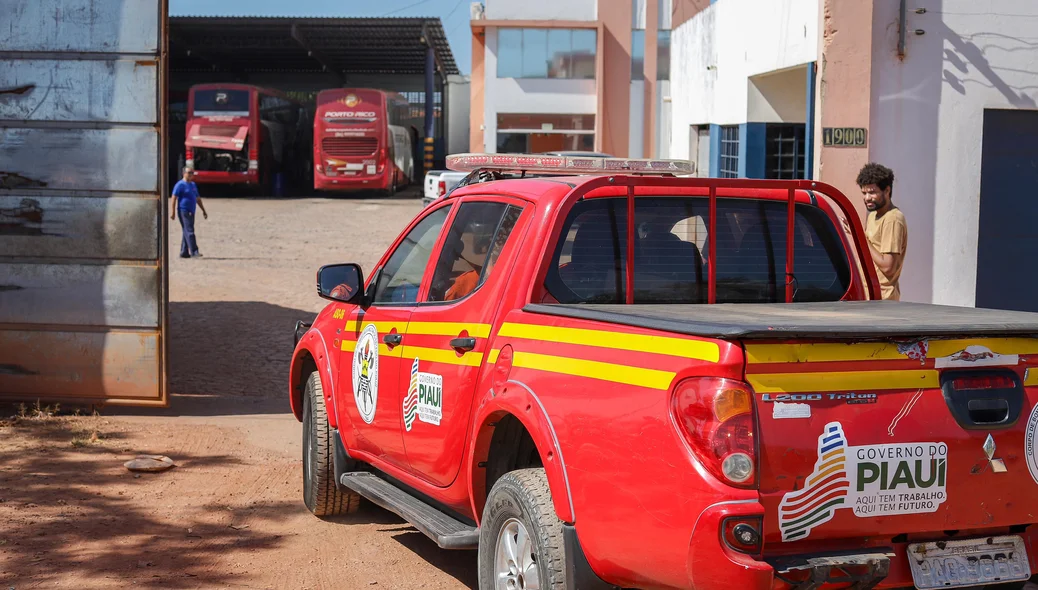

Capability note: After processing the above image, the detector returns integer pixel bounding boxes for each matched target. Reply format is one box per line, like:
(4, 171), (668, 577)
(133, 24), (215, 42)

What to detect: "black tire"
(302, 371), (361, 516)
(478, 469), (566, 590)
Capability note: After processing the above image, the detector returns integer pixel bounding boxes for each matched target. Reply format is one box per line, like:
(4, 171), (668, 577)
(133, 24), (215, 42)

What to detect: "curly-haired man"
(857, 162), (907, 300)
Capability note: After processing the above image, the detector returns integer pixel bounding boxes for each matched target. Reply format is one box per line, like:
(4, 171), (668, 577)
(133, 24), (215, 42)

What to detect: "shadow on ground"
(111, 301), (314, 418)
(0, 418), (293, 588)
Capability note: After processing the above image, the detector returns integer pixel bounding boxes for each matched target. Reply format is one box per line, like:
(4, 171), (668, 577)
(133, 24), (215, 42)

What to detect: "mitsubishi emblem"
(984, 434), (1008, 473)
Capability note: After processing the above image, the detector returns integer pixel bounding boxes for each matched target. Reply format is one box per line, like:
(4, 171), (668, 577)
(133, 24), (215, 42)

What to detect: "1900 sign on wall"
(823, 127), (868, 147)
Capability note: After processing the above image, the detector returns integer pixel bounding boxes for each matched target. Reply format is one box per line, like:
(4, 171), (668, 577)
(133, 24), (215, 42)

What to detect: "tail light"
(249, 143), (258, 171)
(722, 516), (763, 554)
(377, 148), (386, 173)
(437, 179), (446, 197)
(672, 377), (757, 488)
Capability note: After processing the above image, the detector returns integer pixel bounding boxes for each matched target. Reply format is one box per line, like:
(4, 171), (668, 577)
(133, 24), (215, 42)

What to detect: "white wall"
(629, 80), (646, 157)
(657, 80), (672, 158)
(482, 27), (599, 152)
(868, 0), (1038, 306)
(669, 0), (818, 159)
(484, 0), (596, 21)
(748, 66), (808, 123)
(446, 74), (470, 155)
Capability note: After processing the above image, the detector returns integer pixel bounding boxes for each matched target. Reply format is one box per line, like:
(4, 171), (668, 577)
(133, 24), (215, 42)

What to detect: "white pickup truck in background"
(422, 170), (467, 207)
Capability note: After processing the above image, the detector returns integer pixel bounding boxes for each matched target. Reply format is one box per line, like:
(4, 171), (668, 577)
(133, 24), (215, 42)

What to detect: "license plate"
(344, 163), (363, 171)
(907, 535), (1030, 589)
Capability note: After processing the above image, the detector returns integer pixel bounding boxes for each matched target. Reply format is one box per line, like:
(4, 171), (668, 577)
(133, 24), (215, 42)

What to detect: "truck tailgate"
(747, 336), (1038, 548)
(525, 301), (1038, 548)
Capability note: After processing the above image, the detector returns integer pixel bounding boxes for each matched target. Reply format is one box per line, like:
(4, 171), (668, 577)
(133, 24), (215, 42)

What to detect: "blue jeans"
(178, 209), (199, 257)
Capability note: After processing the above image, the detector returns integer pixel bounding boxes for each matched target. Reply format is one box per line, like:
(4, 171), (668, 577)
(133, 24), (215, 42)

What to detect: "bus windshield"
(193, 89), (251, 117)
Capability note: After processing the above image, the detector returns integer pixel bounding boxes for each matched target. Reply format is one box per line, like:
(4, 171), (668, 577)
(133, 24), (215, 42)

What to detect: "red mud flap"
(764, 549), (895, 590)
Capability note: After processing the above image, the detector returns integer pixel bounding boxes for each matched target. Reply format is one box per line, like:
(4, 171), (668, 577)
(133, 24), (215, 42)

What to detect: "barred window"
(765, 124), (806, 179)
(719, 125), (740, 178)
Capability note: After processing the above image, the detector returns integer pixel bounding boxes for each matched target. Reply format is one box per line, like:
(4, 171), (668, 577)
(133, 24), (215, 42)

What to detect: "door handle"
(449, 337), (476, 352)
(383, 333), (402, 346)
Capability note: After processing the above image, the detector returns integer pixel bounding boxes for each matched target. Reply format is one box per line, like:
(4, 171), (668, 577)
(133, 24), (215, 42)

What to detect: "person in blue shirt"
(170, 167), (208, 258)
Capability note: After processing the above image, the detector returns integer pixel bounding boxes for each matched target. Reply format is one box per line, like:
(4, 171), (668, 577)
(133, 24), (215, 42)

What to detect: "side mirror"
(317, 263), (363, 304)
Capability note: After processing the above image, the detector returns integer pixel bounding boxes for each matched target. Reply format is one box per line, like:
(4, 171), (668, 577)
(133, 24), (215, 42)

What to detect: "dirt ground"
(0, 191), (479, 589)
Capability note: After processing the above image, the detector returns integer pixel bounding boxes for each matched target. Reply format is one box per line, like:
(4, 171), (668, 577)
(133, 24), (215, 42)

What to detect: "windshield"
(192, 89), (250, 117)
(545, 196), (852, 304)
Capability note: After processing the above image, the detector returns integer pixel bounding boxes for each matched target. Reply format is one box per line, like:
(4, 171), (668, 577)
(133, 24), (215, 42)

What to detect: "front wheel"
(302, 371), (361, 516)
(478, 469), (567, 590)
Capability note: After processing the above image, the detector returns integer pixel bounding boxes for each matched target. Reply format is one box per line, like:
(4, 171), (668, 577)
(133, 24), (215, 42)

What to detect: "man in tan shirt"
(857, 162), (907, 300)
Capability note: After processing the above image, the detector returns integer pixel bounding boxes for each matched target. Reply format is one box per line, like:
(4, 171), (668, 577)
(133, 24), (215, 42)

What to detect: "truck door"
(338, 205), (452, 471)
(401, 197), (529, 486)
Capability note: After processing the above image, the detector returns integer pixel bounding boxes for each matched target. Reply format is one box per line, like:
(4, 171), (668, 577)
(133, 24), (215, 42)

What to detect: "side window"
(372, 206), (451, 304)
(426, 202), (522, 302)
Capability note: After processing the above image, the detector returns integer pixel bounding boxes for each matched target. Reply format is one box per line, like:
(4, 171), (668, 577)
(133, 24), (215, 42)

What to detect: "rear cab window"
(544, 196), (851, 304)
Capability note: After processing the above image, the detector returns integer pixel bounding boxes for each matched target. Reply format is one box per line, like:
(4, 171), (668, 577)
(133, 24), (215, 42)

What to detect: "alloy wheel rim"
(494, 518), (539, 590)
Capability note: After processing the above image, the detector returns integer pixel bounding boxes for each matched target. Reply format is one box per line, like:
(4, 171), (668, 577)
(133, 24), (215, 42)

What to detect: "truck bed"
(524, 301), (1038, 340)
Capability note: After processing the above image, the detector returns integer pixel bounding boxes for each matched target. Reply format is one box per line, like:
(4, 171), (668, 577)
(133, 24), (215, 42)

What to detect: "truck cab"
(289, 153), (1038, 590)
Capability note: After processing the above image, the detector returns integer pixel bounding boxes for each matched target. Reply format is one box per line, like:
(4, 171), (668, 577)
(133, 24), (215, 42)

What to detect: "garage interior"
(167, 16), (460, 191)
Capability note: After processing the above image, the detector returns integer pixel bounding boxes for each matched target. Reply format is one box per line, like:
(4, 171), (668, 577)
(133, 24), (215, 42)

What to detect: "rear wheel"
(478, 469), (566, 590)
(302, 371), (361, 516)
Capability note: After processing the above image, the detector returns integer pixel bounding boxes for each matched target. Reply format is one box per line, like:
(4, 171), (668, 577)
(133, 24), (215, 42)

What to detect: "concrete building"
(669, 0), (1038, 312)
(469, 0), (674, 157)
(447, 74), (472, 156)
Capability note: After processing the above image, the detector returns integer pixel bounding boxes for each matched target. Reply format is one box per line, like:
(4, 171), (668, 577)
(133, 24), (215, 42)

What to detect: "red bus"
(313, 88), (419, 195)
(185, 83), (312, 192)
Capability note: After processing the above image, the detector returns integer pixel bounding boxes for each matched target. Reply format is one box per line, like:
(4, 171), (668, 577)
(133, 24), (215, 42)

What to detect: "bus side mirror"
(317, 263), (363, 304)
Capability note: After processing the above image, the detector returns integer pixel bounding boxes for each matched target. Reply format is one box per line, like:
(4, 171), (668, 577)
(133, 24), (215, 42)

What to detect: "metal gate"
(0, 0), (168, 406)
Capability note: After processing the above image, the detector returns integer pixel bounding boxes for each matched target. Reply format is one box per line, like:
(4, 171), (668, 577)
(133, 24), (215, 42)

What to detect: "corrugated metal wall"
(0, 0), (168, 406)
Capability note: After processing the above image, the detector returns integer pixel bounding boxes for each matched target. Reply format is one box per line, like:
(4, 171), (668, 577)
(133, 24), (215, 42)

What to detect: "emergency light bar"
(446, 153), (695, 176)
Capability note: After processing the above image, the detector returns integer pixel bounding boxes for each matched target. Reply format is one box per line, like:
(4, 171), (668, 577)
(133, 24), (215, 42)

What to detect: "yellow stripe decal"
(500, 322), (720, 363)
(512, 351), (676, 390)
(406, 322), (492, 338)
(1026, 369), (1038, 387)
(342, 320), (491, 338)
(748, 370), (939, 393)
(746, 338), (1038, 364)
(401, 345), (484, 367)
(343, 320), (406, 334)
(379, 343), (403, 358)
(488, 349), (500, 364)
(340, 340), (478, 365)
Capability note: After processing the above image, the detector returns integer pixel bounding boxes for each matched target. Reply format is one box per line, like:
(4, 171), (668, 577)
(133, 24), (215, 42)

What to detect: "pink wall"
(470, 30), (486, 152)
(815, 0), (875, 222)
(599, 0), (633, 157)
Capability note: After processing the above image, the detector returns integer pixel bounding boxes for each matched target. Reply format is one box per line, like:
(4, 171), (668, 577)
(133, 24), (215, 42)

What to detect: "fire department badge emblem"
(352, 323), (380, 424)
(1026, 403), (1038, 485)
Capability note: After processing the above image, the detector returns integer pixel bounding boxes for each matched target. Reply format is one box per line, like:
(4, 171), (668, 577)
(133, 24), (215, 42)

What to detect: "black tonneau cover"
(524, 301), (1038, 340)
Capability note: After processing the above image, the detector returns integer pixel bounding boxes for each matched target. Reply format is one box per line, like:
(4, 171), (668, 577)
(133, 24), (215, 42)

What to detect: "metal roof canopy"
(170, 16), (459, 79)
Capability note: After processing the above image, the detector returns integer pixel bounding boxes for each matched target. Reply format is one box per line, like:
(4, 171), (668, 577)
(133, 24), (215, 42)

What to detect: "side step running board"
(340, 472), (479, 549)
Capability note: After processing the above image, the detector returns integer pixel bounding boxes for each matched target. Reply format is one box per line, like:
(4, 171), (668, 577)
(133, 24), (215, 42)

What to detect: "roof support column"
(424, 44), (435, 174)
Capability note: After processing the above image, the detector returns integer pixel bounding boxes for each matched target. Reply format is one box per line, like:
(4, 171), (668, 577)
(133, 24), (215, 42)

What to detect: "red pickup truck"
(289, 153), (1038, 590)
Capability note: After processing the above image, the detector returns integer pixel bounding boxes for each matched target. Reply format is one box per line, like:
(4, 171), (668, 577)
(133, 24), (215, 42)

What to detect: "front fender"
(288, 328), (340, 429)
(468, 379), (575, 526)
